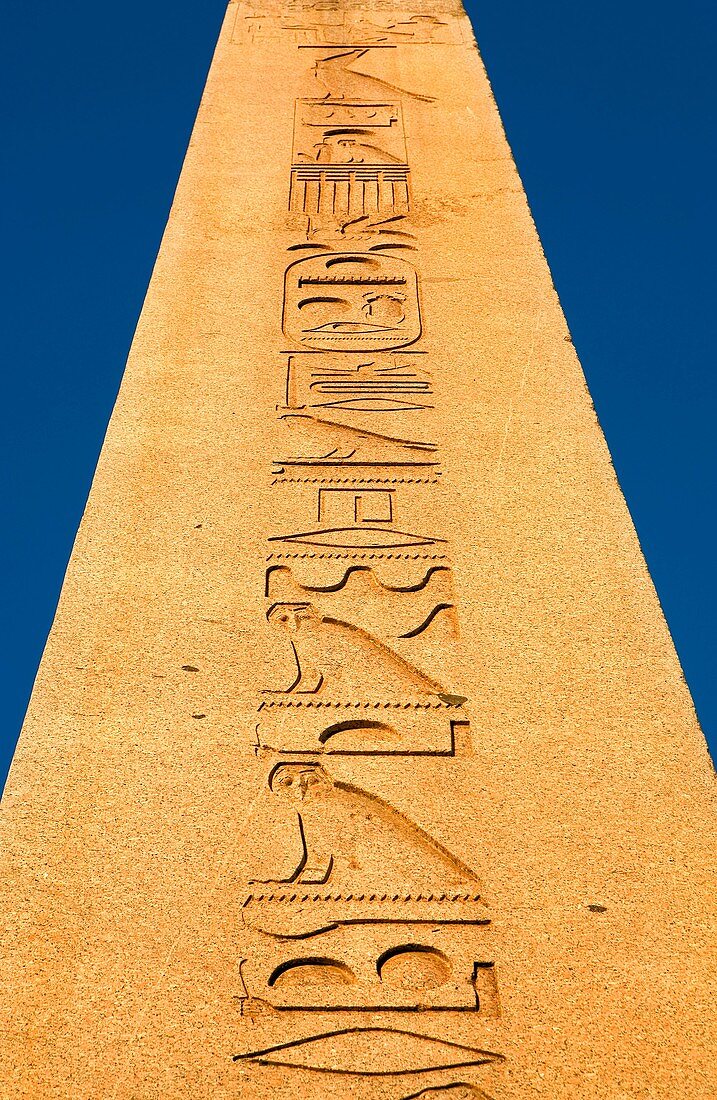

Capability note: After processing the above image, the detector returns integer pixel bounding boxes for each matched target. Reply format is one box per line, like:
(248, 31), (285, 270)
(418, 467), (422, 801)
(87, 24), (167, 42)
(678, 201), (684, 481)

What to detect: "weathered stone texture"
(1, 3), (715, 1098)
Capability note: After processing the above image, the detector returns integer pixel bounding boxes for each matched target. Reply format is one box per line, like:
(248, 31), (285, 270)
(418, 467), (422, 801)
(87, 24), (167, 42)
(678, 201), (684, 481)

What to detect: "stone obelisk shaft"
(1, 3), (714, 1098)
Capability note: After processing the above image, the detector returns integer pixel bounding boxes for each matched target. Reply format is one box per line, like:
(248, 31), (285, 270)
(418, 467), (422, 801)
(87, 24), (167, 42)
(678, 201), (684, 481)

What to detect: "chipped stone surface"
(0, 3), (715, 1097)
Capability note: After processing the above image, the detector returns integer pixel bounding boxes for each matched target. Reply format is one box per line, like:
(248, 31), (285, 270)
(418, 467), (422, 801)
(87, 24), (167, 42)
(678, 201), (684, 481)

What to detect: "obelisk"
(1, 3), (715, 1098)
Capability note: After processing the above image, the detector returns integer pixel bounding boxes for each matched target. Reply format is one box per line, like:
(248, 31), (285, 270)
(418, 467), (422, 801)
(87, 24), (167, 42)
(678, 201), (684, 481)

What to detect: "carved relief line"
(399, 603), (458, 638)
(264, 563), (452, 596)
(261, 527), (465, 708)
(238, 37), (503, 1068)
(268, 529), (445, 549)
(267, 551), (450, 561)
(403, 1086), (496, 1100)
(276, 370), (431, 476)
(307, 49), (437, 105)
(285, 14), (457, 48)
(268, 489), (445, 549)
(282, 353), (433, 415)
(298, 43), (398, 51)
(262, 602), (461, 700)
(256, 701), (463, 708)
(233, 1027), (504, 1076)
(239, 889), (499, 1011)
(243, 763), (481, 893)
(242, 891), (489, 935)
(290, 168), (410, 219)
(273, 413), (439, 473)
(289, 78), (412, 239)
(272, 478), (440, 484)
(264, 556), (455, 597)
(290, 94), (409, 213)
(239, 887), (494, 1013)
(286, 48), (435, 243)
(283, 253), (422, 352)
(233, 11), (460, 48)
(245, 944), (499, 1012)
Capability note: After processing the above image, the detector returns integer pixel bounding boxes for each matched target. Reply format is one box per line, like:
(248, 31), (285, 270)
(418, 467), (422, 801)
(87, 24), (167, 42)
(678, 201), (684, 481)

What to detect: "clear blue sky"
(1, 0), (715, 792)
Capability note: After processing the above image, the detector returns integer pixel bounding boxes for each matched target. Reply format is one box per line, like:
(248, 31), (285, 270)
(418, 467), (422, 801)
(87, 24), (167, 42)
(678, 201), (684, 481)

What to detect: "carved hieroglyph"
(0, 2), (715, 1099)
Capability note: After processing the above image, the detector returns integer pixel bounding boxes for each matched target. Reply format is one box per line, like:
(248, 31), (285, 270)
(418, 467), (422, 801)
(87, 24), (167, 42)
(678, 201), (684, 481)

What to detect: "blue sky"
(1, 0), (715, 792)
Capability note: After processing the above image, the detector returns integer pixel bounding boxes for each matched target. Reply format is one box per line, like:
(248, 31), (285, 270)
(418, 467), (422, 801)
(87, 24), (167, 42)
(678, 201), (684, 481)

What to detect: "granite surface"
(1, 3), (715, 1097)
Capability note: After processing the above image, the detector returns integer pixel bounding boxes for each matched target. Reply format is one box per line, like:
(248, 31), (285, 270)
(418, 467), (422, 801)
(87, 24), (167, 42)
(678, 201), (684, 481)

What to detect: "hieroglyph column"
(1, 3), (715, 1099)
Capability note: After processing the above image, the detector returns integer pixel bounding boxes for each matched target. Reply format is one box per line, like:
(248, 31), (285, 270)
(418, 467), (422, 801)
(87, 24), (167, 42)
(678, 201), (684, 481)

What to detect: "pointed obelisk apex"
(1, 2), (715, 1097)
